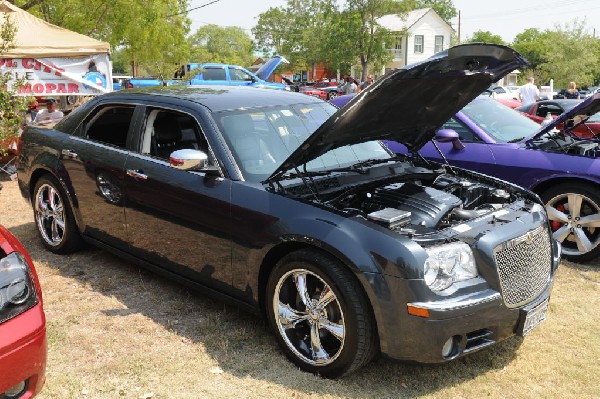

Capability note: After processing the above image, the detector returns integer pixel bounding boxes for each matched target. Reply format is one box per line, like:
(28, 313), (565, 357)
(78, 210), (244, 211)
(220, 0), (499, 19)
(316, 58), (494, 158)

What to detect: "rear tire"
(541, 183), (600, 262)
(266, 250), (377, 378)
(33, 176), (83, 254)
(327, 91), (338, 100)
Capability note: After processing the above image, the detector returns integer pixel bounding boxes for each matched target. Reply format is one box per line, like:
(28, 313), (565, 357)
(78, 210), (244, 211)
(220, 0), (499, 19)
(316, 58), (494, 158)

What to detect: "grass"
(1, 179), (599, 398)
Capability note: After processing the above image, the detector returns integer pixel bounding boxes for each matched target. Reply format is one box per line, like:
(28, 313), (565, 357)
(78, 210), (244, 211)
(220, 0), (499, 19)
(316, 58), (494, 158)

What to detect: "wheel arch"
(531, 176), (600, 197)
(29, 167), (84, 233)
(257, 240), (381, 350)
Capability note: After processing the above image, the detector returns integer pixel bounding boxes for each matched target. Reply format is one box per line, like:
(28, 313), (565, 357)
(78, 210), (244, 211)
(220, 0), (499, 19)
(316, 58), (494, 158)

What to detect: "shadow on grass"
(9, 221), (525, 398)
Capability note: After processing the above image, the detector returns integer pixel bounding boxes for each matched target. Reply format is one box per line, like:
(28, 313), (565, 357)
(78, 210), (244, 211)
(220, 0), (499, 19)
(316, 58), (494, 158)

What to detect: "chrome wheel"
(327, 91), (338, 100)
(35, 183), (66, 247)
(546, 192), (600, 258)
(273, 268), (345, 366)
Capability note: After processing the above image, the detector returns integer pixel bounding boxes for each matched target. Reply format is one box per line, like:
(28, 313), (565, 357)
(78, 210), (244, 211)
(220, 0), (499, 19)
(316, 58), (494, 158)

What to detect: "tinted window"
(229, 68), (254, 81)
(461, 99), (540, 143)
(84, 106), (135, 148)
(201, 67), (226, 80)
(536, 103), (564, 117)
(441, 117), (480, 142)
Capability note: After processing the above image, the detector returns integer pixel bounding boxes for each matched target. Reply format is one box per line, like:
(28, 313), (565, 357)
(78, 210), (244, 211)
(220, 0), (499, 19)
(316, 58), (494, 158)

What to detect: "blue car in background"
(188, 56), (289, 90)
(125, 56), (290, 90)
(332, 92), (600, 262)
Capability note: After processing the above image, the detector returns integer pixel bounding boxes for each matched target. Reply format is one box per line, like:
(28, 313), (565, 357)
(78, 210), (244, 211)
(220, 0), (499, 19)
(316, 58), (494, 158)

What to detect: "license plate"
(520, 298), (549, 336)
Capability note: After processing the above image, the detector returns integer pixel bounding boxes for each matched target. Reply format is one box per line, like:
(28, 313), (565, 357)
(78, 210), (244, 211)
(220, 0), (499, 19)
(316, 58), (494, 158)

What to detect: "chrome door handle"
(61, 149), (78, 159)
(126, 169), (148, 180)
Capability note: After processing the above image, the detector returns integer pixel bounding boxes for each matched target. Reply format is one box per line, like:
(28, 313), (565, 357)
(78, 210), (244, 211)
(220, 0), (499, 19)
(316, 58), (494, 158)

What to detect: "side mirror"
(169, 149), (220, 176)
(434, 129), (465, 150)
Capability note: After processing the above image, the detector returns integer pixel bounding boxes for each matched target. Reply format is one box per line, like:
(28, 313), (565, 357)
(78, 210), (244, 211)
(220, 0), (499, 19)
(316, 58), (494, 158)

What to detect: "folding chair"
(0, 141), (18, 181)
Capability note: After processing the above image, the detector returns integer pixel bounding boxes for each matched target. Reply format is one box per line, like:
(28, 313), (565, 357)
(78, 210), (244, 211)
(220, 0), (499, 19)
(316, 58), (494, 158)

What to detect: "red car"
(0, 223), (46, 398)
(299, 86), (328, 100)
(516, 99), (600, 138)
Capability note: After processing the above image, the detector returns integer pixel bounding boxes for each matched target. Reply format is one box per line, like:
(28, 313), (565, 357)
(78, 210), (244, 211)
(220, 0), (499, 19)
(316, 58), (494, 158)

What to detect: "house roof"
(377, 8), (453, 33)
(0, 0), (110, 57)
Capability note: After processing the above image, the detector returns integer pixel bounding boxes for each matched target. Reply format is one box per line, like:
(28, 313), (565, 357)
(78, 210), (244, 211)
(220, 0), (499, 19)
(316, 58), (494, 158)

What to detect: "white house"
(377, 8), (454, 73)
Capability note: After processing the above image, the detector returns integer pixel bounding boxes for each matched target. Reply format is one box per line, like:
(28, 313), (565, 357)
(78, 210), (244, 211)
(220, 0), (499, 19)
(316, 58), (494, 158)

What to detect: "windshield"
(462, 98), (541, 143)
(216, 102), (390, 182)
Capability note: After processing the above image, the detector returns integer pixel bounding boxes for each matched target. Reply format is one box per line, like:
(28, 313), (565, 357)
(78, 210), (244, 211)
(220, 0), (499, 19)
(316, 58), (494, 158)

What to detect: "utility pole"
(458, 10), (461, 44)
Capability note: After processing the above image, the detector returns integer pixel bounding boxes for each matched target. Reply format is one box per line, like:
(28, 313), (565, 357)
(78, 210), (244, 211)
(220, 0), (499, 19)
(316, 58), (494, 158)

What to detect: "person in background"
(343, 76), (358, 94)
(358, 74), (374, 92)
(518, 76), (540, 105)
(565, 81), (580, 99)
(33, 98), (64, 125)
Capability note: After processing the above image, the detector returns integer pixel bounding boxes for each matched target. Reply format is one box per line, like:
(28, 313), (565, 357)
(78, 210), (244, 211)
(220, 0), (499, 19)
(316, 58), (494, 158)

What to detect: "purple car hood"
(255, 56), (289, 81)
(268, 43), (527, 181)
(524, 92), (600, 142)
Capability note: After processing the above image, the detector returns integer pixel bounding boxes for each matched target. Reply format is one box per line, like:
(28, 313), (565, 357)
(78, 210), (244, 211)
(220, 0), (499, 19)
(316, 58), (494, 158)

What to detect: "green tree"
(537, 20), (600, 88)
(413, 0), (457, 23)
(511, 28), (550, 75)
(0, 12), (33, 155)
(12, 0), (191, 77)
(189, 25), (254, 67)
(465, 30), (505, 45)
(253, 0), (337, 79)
(342, 0), (413, 80)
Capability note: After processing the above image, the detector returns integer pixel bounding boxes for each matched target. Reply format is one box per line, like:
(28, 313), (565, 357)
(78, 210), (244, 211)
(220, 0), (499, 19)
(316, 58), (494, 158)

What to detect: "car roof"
(100, 85), (322, 113)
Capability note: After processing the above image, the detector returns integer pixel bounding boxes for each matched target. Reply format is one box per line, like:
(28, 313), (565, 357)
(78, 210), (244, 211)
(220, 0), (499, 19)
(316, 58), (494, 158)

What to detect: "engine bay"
(533, 131), (600, 158)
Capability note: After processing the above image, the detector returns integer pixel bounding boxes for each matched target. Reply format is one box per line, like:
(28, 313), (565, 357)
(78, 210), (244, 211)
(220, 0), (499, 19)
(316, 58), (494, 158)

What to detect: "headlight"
(424, 242), (477, 292)
(0, 252), (38, 324)
(284, 86), (291, 91)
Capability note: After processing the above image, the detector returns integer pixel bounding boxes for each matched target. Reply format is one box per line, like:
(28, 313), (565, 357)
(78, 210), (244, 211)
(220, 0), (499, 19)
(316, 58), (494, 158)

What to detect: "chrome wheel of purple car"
(543, 184), (600, 262)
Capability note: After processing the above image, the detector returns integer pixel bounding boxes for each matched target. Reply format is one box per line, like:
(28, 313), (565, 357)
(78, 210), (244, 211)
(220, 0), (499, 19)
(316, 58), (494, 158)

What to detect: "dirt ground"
(1, 178), (599, 399)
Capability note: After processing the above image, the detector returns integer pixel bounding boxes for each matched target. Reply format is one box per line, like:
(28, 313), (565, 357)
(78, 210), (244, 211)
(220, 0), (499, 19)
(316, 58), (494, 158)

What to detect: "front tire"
(266, 250), (377, 378)
(33, 176), (83, 254)
(541, 183), (600, 262)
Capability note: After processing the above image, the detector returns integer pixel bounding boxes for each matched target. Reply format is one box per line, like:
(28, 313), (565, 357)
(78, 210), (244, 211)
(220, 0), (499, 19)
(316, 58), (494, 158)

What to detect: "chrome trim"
(493, 224), (546, 252)
(408, 290), (501, 312)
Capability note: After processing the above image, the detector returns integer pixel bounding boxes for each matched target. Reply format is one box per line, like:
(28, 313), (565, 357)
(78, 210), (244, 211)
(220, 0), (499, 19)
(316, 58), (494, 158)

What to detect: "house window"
(390, 36), (402, 60)
(414, 35), (424, 54)
(395, 36), (402, 50)
(435, 35), (444, 53)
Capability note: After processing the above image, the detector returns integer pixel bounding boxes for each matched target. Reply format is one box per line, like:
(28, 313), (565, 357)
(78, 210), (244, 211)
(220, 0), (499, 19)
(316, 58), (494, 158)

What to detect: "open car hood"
(268, 43), (527, 182)
(255, 56), (289, 81)
(524, 92), (600, 142)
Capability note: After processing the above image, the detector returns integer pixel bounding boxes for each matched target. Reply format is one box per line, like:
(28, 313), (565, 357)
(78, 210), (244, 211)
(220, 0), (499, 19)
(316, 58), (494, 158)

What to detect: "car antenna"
(430, 140), (457, 175)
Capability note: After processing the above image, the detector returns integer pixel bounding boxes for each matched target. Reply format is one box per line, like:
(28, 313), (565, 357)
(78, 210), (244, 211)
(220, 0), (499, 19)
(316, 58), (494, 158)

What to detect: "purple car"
(332, 92), (600, 262)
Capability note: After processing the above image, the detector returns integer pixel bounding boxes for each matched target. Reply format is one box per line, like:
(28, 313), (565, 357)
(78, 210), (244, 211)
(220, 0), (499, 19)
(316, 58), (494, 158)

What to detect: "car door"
(416, 116), (498, 175)
(60, 102), (139, 247)
(122, 103), (233, 290)
(228, 67), (256, 87)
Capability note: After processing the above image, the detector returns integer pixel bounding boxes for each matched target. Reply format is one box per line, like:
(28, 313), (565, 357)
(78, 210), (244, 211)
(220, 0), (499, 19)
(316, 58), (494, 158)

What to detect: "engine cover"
(369, 182), (462, 228)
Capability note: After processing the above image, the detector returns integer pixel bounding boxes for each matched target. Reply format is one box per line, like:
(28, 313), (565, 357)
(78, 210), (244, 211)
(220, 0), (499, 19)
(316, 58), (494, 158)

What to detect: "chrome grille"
(493, 225), (552, 308)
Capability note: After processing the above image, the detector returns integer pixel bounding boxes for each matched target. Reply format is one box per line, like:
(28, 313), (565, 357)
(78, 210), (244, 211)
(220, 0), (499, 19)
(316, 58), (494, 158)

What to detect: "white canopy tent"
(0, 1), (112, 95)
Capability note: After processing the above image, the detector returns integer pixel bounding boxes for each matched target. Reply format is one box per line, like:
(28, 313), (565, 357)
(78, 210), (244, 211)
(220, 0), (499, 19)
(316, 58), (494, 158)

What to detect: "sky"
(188, 0), (600, 43)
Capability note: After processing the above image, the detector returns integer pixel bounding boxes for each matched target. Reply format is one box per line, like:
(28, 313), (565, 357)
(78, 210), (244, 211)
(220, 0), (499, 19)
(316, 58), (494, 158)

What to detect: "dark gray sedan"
(17, 44), (560, 378)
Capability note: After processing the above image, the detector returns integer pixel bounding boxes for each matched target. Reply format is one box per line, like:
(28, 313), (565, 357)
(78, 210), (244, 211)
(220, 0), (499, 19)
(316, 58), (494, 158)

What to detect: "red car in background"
(0, 220), (46, 398)
(299, 86), (328, 100)
(516, 99), (600, 138)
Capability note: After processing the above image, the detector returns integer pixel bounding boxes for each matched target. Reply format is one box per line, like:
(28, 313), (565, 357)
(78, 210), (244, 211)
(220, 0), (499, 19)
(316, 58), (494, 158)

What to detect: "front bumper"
(364, 239), (560, 363)
(0, 304), (47, 398)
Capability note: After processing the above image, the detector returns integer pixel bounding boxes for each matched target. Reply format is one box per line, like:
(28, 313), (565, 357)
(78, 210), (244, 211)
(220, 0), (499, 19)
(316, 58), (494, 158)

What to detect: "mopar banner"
(1, 54), (112, 95)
